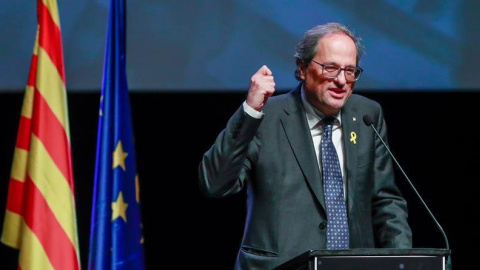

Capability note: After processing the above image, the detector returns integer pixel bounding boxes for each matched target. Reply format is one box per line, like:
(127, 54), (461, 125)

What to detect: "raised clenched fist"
(246, 65), (276, 112)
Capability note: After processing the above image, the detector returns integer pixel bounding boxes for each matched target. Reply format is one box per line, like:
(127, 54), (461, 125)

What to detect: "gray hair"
(294, 22), (365, 81)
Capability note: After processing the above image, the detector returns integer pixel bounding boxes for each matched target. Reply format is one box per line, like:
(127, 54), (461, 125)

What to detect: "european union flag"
(88, 0), (145, 269)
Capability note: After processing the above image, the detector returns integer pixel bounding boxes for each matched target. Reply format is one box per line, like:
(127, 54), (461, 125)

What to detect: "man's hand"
(246, 65), (275, 111)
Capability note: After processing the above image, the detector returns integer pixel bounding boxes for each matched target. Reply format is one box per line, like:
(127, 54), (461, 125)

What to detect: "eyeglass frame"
(310, 60), (363, 82)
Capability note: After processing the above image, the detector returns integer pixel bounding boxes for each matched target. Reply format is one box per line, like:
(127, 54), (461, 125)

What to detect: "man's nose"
(334, 69), (347, 85)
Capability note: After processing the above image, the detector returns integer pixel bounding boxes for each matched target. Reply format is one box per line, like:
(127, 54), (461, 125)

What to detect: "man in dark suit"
(199, 22), (412, 270)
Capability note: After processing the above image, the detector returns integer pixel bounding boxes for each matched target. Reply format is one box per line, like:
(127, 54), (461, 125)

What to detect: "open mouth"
(329, 88), (345, 98)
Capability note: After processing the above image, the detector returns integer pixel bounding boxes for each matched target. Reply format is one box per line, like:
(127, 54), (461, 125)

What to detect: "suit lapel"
(280, 88), (326, 212)
(341, 104), (359, 215)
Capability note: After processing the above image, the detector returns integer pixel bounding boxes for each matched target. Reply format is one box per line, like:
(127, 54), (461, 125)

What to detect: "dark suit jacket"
(199, 85), (412, 269)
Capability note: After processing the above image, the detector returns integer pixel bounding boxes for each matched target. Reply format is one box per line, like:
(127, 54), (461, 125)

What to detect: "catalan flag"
(1, 0), (81, 269)
(88, 0), (146, 269)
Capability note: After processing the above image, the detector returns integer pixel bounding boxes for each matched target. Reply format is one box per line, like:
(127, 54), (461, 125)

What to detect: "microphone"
(363, 115), (452, 270)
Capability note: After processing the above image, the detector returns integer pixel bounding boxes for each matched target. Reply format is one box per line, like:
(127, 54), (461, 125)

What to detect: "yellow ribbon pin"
(350, 131), (357, 144)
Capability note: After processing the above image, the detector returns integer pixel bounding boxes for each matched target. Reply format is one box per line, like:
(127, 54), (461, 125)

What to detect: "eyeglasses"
(311, 60), (363, 82)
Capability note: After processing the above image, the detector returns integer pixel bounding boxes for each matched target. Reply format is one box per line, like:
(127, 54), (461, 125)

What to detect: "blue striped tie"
(321, 117), (349, 249)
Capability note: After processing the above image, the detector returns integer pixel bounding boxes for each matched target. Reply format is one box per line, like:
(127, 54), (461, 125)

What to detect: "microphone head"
(363, 115), (374, 126)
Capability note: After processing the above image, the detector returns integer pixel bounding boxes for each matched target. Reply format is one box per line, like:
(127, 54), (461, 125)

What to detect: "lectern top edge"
(307, 248), (451, 257)
(273, 248), (451, 270)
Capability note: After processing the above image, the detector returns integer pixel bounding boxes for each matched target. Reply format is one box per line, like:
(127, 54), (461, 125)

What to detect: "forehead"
(315, 33), (357, 63)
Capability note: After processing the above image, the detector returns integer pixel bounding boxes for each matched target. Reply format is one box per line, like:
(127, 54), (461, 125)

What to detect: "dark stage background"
(0, 90), (478, 269)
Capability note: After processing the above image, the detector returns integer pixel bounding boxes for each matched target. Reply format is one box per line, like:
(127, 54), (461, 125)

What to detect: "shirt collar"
(300, 84), (342, 130)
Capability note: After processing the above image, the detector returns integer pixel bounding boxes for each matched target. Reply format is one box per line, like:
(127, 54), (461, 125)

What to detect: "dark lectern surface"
(274, 248), (451, 270)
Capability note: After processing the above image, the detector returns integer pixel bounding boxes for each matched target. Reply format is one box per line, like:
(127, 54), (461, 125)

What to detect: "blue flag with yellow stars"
(88, 0), (145, 269)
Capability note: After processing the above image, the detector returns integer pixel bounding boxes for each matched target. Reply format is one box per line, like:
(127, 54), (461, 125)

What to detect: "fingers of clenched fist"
(246, 65), (276, 111)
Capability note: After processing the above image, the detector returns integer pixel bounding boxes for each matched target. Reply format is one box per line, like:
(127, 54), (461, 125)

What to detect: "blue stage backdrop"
(1, 0), (479, 92)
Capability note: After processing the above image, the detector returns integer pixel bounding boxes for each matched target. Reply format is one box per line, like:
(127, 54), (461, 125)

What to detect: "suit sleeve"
(198, 105), (262, 198)
(371, 107), (413, 248)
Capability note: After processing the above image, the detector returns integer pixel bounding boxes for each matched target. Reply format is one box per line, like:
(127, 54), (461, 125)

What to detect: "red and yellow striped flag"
(1, 0), (81, 269)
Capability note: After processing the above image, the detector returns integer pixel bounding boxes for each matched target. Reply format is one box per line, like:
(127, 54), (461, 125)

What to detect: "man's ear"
(297, 61), (306, 80)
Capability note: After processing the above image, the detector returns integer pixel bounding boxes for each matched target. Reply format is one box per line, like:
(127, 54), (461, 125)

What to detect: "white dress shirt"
(300, 88), (346, 198)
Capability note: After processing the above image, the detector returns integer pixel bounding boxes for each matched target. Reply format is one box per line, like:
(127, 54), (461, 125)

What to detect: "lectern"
(273, 248), (451, 270)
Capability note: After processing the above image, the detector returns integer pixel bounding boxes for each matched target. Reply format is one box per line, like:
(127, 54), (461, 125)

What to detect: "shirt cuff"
(243, 101), (264, 119)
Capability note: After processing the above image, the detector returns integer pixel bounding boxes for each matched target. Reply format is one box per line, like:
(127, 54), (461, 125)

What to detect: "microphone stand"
(364, 116), (452, 270)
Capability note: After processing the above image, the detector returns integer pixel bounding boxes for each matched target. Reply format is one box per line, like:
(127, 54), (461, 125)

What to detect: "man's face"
(298, 33), (358, 116)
